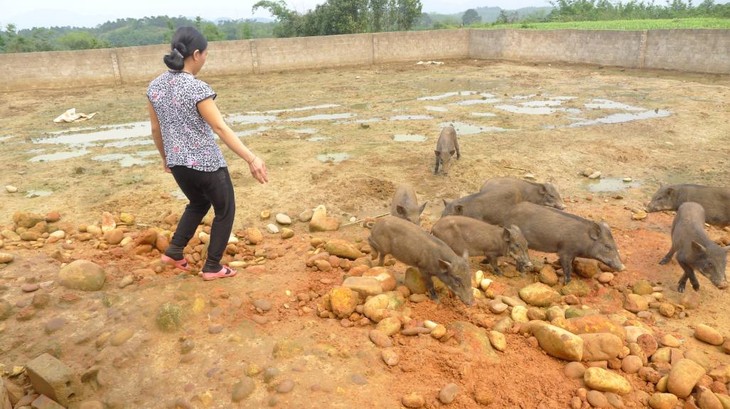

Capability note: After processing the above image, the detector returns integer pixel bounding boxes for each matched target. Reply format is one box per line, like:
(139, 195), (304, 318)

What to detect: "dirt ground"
(1, 59), (729, 408)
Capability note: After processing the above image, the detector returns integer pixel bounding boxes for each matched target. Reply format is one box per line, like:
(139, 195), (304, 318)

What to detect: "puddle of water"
(521, 100), (564, 107)
(29, 150), (89, 162)
(293, 128), (318, 134)
(0, 135), (14, 142)
(585, 99), (644, 111)
(417, 91), (480, 101)
(235, 126), (270, 138)
(451, 98), (501, 106)
(441, 122), (507, 135)
(286, 113), (353, 122)
(226, 114), (278, 124)
(262, 104), (340, 114)
(393, 134), (427, 142)
(353, 118), (383, 124)
(307, 136), (330, 142)
(569, 110), (670, 127)
(471, 112), (497, 117)
(495, 105), (557, 115)
(104, 139), (154, 148)
(425, 106), (448, 112)
(317, 152), (350, 163)
(34, 122), (150, 146)
(512, 94), (538, 100)
(586, 177), (642, 192)
(92, 154), (153, 167)
(26, 190), (53, 198)
(389, 115), (433, 121)
(551, 96), (578, 101)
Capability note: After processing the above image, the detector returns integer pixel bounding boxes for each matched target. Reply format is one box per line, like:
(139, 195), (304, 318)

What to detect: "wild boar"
(480, 177), (566, 210)
(368, 216), (473, 305)
(390, 184), (427, 225)
(442, 187), (542, 226)
(431, 215), (533, 276)
(433, 125), (460, 175)
(647, 184), (730, 226)
(502, 202), (625, 284)
(658, 202), (729, 292)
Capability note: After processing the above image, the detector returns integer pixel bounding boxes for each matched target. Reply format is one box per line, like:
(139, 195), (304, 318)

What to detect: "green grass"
(477, 18), (730, 30)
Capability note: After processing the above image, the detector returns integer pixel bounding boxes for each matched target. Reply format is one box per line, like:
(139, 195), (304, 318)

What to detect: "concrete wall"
(1, 28), (728, 92)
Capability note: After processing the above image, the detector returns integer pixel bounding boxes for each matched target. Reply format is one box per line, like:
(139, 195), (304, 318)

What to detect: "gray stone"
(25, 353), (76, 406)
(232, 378), (255, 402)
(58, 260), (106, 291)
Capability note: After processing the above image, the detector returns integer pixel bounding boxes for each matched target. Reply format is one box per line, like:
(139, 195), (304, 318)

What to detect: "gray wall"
(1, 28), (728, 92)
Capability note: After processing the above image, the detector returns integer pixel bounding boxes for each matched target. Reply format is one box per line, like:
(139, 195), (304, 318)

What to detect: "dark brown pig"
(647, 184), (730, 226)
(368, 216), (473, 305)
(480, 177), (565, 210)
(433, 125), (460, 175)
(502, 202), (625, 284)
(441, 187), (542, 226)
(390, 184), (427, 225)
(431, 215), (533, 276)
(658, 202), (729, 292)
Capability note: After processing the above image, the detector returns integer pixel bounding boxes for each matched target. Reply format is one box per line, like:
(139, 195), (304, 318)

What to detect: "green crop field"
(482, 18), (730, 30)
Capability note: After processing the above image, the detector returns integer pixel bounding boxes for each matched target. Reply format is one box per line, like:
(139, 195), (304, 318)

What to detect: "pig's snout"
(716, 280), (728, 290)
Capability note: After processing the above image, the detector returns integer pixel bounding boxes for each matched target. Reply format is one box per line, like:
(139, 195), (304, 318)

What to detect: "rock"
(404, 267), (427, 295)
(597, 272), (614, 284)
(694, 324), (724, 346)
(448, 321), (496, 357)
(58, 260), (106, 291)
(511, 305), (529, 323)
(376, 316), (402, 336)
(667, 358), (706, 398)
(538, 265), (559, 285)
(13, 211), (45, 229)
(232, 378), (256, 402)
(573, 259), (600, 278)
(342, 276), (383, 297)
(31, 395), (65, 409)
(624, 293), (649, 313)
(402, 392), (425, 408)
(659, 334), (682, 348)
(621, 355), (643, 374)
(587, 390), (609, 408)
(276, 379), (295, 394)
(104, 228), (124, 245)
(560, 279), (591, 297)
(584, 367), (632, 395)
(637, 333), (658, 357)
(696, 386), (722, 409)
(519, 282), (561, 307)
(109, 328), (134, 346)
(567, 315), (626, 340)
(266, 224), (279, 234)
(5, 185), (17, 193)
(632, 280), (654, 295)
(324, 239), (363, 260)
(25, 353), (76, 406)
(381, 349), (399, 366)
(531, 322), (583, 361)
(488, 330), (507, 352)
(329, 287), (359, 318)
(101, 211), (116, 232)
(0, 253), (14, 263)
(564, 362), (586, 379)
(489, 301), (509, 314)
(658, 303), (676, 318)
(281, 228), (294, 239)
(253, 299), (272, 312)
(309, 205), (340, 232)
(243, 227), (263, 245)
(275, 213), (292, 225)
(438, 383), (459, 404)
(579, 333), (623, 361)
(648, 393), (678, 409)
(368, 330), (393, 348)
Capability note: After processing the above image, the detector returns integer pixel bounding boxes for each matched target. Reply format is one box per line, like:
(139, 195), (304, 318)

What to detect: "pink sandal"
(161, 254), (190, 271)
(201, 266), (237, 281)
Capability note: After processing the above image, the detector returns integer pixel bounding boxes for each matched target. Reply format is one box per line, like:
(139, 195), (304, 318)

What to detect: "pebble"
(208, 325), (224, 334)
(694, 324), (724, 346)
(402, 392), (425, 408)
(21, 283), (40, 292)
(5, 185), (17, 193)
(381, 349), (399, 366)
(276, 379), (295, 393)
(118, 275), (134, 289)
(369, 329), (393, 348)
(266, 224), (279, 234)
(232, 378), (256, 402)
(489, 301), (509, 314)
(275, 213), (292, 225)
(660, 334), (682, 348)
(44, 317), (67, 334)
(350, 373), (367, 385)
(587, 390), (608, 408)
(564, 362), (586, 379)
(253, 299), (273, 312)
(438, 383), (459, 404)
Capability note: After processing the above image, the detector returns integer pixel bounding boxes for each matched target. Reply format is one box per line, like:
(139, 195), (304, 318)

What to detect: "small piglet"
(433, 125), (460, 175)
(432, 215), (533, 276)
(659, 202), (729, 292)
(480, 177), (565, 210)
(647, 183), (730, 226)
(390, 184), (427, 225)
(368, 216), (473, 305)
(502, 202), (625, 284)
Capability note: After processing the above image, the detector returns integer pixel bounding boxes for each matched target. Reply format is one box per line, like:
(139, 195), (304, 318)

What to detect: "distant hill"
(427, 6), (553, 25)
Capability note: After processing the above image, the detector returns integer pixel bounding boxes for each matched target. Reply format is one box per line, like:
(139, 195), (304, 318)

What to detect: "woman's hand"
(248, 156), (268, 184)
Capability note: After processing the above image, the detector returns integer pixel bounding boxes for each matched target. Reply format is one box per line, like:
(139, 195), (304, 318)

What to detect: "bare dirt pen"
(1, 59), (729, 408)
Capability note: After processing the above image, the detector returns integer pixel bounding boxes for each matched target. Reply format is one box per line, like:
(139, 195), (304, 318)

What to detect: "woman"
(147, 26), (268, 280)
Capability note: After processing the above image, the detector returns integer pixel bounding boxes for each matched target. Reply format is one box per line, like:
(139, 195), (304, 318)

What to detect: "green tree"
(253, 0), (305, 37)
(462, 9), (481, 25)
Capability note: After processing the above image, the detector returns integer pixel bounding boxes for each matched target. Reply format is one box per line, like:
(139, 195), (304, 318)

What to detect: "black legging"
(169, 166), (235, 272)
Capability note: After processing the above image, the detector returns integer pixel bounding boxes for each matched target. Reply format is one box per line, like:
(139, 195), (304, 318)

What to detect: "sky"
(2, 0), (556, 29)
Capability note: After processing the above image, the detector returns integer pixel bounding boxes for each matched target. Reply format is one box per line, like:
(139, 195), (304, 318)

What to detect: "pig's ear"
(666, 187), (676, 197)
(438, 259), (452, 271)
(502, 228), (511, 242)
(395, 205), (407, 217)
(454, 205), (464, 215)
(722, 246), (730, 253)
(462, 250), (469, 260)
(434, 150), (439, 156)
(691, 241), (708, 255)
(442, 199), (451, 207)
(418, 202), (428, 215)
(589, 223), (601, 240)
(539, 185), (547, 194)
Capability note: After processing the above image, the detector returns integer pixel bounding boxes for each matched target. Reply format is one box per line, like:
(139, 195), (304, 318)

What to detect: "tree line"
(1, 0), (727, 53)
